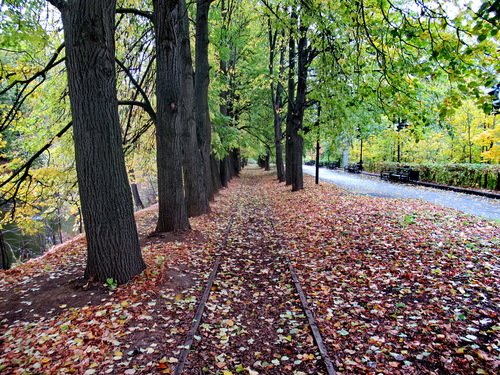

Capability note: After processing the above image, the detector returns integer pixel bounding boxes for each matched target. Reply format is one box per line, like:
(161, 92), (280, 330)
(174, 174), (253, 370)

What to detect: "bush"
(364, 161), (500, 191)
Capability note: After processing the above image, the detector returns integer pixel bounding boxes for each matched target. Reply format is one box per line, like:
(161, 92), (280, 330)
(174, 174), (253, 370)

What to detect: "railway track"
(174, 180), (336, 374)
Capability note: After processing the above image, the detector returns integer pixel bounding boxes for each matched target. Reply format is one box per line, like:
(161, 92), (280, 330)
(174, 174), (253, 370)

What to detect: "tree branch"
(118, 100), (157, 123)
(47, 0), (67, 11)
(115, 58), (156, 123)
(0, 121), (73, 204)
(0, 43), (65, 97)
(116, 8), (153, 20)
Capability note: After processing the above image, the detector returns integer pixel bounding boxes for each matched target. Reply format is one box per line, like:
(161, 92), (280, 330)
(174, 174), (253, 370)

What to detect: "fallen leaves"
(1, 168), (498, 374)
(268, 173), (499, 374)
(0, 191), (239, 374)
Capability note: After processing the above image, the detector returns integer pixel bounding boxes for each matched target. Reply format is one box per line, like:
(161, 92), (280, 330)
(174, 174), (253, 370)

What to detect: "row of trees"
(1, 0), (498, 279)
(0, 0), (242, 281)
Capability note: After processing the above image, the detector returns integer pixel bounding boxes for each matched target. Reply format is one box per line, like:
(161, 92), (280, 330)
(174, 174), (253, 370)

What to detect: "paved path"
(303, 165), (500, 221)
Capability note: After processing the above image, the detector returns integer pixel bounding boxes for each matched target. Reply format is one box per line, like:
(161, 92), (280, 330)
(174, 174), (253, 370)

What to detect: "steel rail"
(267, 215), (337, 375)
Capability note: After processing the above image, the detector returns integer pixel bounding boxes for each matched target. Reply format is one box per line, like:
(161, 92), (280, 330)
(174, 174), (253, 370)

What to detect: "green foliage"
(401, 214), (416, 226)
(106, 277), (118, 290)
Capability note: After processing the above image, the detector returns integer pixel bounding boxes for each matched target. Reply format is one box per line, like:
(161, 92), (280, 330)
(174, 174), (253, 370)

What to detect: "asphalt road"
(303, 165), (500, 221)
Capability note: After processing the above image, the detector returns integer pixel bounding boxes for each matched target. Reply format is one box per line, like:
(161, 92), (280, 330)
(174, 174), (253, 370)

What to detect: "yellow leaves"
(481, 144), (500, 163)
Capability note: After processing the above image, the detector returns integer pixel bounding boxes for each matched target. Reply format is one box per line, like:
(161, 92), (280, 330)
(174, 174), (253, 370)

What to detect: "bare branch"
(0, 43), (65, 97)
(115, 57), (156, 123)
(0, 121), (73, 206)
(118, 100), (157, 123)
(116, 8), (153, 20)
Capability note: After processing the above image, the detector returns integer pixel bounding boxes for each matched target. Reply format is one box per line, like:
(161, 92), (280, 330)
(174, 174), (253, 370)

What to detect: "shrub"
(364, 161), (500, 191)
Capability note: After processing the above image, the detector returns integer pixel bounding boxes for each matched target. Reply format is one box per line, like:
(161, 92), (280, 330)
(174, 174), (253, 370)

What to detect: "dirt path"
(183, 173), (327, 374)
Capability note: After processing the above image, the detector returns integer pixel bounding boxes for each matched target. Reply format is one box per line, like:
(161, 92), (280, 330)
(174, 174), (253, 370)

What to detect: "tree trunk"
(231, 149), (240, 177)
(54, 0), (145, 284)
(178, 0), (209, 217)
(268, 21), (285, 183)
(129, 169), (145, 210)
(285, 19), (296, 186)
(289, 29), (309, 191)
(274, 109), (285, 181)
(195, 0), (215, 200)
(0, 230), (12, 270)
(153, 0), (190, 232)
(210, 154), (222, 193)
(131, 183), (144, 210)
(220, 157), (229, 188)
(264, 149), (271, 171)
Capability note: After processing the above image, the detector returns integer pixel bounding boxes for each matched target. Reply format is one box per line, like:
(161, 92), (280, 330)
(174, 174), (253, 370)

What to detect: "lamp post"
(394, 117), (409, 163)
(357, 126), (363, 171)
(315, 103), (321, 185)
(488, 83), (500, 127)
(394, 118), (408, 163)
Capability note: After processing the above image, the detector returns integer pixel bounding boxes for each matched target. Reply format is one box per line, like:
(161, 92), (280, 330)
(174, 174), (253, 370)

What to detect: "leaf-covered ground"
(265, 172), (499, 374)
(1, 166), (498, 374)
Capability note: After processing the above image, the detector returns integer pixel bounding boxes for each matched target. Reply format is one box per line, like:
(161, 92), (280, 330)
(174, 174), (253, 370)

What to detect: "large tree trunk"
(0, 230), (12, 270)
(231, 149), (240, 177)
(285, 22), (296, 186)
(195, 0), (215, 200)
(274, 105), (285, 182)
(178, 0), (209, 217)
(210, 154), (222, 193)
(268, 22), (285, 183)
(220, 157), (229, 188)
(289, 30), (308, 191)
(153, 0), (190, 232)
(53, 0), (145, 284)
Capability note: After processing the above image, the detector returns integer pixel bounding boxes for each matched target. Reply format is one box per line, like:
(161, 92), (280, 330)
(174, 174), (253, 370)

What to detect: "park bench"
(380, 166), (417, 182)
(326, 161), (340, 169)
(344, 162), (362, 173)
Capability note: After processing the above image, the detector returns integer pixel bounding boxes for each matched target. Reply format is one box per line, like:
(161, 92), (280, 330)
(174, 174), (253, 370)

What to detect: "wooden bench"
(381, 166), (414, 182)
(391, 167), (411, 182)
(326, 161), (340, 169)
(344, 162), (362, 173)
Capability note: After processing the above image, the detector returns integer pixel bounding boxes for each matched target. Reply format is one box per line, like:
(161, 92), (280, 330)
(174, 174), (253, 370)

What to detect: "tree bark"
(131, 183), (144, 210)
(52, 0), (145, 284)
(289, 28), (308, 191)
(268, 21), (285, 182)
(220, 157), (229, 188)
(195, 0), (215, 200)
(178, 0), (209, 217)
(153, 0), (190, 232)
(210, 154), (222, 193)
(285, 19), (296, 186)
(129, 169), (145, 210)
(0, 230), (12, 270)
(231, 149), (240, 177)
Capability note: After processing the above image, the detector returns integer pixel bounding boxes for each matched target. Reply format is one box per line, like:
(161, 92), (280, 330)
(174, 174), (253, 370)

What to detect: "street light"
(394, 118), (408, 163)
(357, 126), (363, 171)
(487, 83), (500, 114)
(488, 83), (499, 127)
